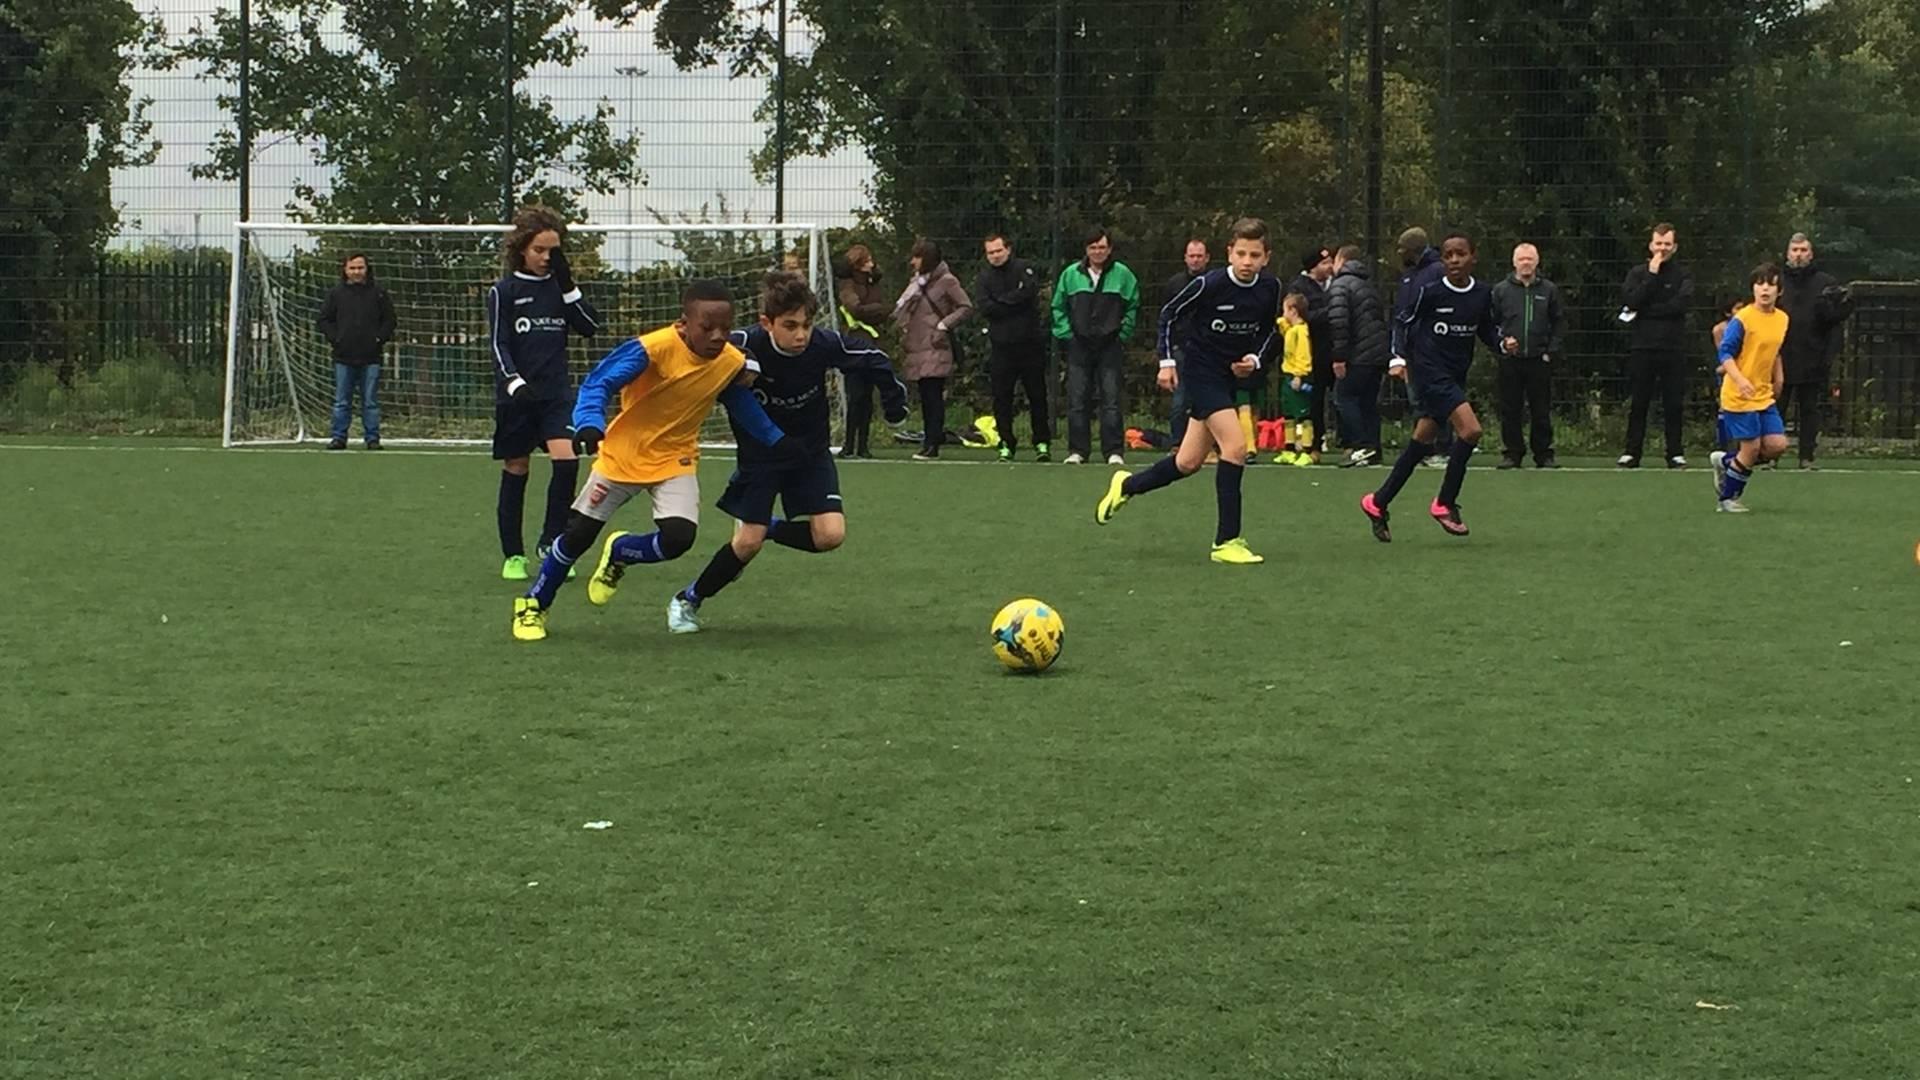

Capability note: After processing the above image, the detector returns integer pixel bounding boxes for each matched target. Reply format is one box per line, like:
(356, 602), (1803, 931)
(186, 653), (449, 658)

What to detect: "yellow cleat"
(1094, 470), (1131, 525)
(587, 530), (629, 606)
(1209, 537), (1265, 565)
(512, 597), (548, 641)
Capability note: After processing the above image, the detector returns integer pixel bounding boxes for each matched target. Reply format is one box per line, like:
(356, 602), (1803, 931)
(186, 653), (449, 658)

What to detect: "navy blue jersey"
(1157, 268), (1282, 375)
(728, 327), (909, 461)
(486, 271), (601, 402)
(1397, 276), (1504, 381)
(1389, 248), (1446, 361)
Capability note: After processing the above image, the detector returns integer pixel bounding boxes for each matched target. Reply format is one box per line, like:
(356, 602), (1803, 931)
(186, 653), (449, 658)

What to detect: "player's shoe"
(1716, 498), (1751, 513)
(1710, 450), (1729, 500)
(1430, 500), (1469, 537)
(1094, 470), (1131, 525)
(587, 531), (629, 606)
(501, 555), (530, 581)
(1289, 451), (1312, 468)
(511, 598), (548, 642)
(1209, 537), (1265, 565)
(1360, 492), (1391, 543)
(666, 593), (703, 634)
(533, 541), (577, 580)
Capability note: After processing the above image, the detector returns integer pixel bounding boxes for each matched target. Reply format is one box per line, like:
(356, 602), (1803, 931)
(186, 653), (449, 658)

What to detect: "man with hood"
(1776, 232), (1855, 468)
(317, 252), (396, 450)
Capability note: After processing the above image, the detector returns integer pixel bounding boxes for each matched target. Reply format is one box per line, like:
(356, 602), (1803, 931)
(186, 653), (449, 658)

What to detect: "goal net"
(224, 222), (836, 447)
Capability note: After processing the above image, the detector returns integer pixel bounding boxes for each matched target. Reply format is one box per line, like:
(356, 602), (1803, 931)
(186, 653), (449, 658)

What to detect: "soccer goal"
(223, 221), (836, 447)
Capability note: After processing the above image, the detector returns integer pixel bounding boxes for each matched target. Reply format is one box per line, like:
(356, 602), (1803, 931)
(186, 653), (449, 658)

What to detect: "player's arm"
(828, 332), (910, 424)
(549, 249), (601, 337)
(1478, 302), (1506, 354)
(717, 383), (800, 456)
(1771, 344), (1785, 399)
(569, 337), (652, 450)
(486, 283), (529, 397)
(1714, 317), (1756, 396)
(1156, 274), (1206, 367)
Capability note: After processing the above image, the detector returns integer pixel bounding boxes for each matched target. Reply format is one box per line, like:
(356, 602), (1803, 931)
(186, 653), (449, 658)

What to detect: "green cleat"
(501, 555), (531, 581)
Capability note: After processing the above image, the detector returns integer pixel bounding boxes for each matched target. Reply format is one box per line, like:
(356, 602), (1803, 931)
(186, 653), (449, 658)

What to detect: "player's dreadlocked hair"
(502, 205), (567, 271)
(761, 270), (820, 318)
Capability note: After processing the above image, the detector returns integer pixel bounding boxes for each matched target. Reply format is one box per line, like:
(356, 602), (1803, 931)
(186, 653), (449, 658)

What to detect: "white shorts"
(571, 470), (700, 523)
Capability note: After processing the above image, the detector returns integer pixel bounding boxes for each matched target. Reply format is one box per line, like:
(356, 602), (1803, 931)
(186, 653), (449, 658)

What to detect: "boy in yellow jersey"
(1709, 265), (1790, 513)
(511, 281), (798, 641)
(1275, 292), (1314, 465)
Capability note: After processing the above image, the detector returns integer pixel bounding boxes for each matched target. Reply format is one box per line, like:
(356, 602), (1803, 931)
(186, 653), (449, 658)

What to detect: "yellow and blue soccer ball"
(991, 598), (1065, 673)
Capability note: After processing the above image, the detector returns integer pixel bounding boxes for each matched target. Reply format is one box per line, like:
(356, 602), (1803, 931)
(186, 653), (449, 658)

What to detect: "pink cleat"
(1361, 492), (1392, 543)
(1429, 500), (1469, 537)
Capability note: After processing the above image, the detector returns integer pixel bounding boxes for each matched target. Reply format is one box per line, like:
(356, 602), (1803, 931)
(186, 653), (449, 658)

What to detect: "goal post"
(224, 221), (837, 448)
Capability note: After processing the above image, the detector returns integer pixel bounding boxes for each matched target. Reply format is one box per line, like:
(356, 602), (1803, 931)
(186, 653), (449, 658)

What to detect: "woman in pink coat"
(892, 238), (974, 460)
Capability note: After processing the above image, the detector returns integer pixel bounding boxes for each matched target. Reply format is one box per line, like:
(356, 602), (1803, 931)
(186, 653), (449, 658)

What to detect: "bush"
(0, 345), (224, 435)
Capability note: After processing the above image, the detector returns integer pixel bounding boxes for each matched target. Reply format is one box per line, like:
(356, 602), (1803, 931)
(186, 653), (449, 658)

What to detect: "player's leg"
(765, 455), (843, 553)
(672, 467), (777, 628)
(536, 403), (582, 555)
(1098, 376), (1217, 523)
(1429, 402), (1483, 535)
(1201, 406), (1260, 562)
(579, 474), (699, 605)
(1362, 411), (1442, 544)
(494, 398), (538, 577)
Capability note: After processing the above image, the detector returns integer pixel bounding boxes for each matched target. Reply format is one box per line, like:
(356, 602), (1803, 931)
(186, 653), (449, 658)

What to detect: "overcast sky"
(114, 0), (870, 251)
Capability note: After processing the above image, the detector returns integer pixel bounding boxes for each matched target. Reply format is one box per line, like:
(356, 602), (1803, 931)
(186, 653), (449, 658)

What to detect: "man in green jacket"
(1052, 227), (1141, 464)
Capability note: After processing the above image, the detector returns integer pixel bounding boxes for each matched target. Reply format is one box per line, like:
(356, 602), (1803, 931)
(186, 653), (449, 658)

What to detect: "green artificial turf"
(4, 440), (1917, 1079)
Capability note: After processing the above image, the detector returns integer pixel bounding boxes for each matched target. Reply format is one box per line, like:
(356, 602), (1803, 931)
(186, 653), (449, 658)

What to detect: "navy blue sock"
(1121, 455), (1186, 498)
(1214, 460), (1244, 544)
(497, 470), (529, 557)
(1722, 455), (1753, 500)
(1374, 440), (1432, 508)
(610, 530), (673, 564)
(1435, 437), (1478, 508)
(682, 544), (749, 606)
(527, 535), (580, 609)
(767, 518), (819, 552)
(539, 459), (579, 549)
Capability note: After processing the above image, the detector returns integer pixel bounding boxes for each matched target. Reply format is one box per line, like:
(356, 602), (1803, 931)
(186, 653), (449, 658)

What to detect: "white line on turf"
(2, 442), (1917, 476)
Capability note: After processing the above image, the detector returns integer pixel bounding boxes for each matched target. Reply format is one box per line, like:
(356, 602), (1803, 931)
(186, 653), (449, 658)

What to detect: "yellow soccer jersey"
(1280, 321), (1313, 378)
(1717, 304), (1788, 413)
(581, 326), (749, 484)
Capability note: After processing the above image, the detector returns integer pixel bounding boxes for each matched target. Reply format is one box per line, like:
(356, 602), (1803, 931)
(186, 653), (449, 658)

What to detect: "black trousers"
(843, 370), (874, 453)
(1335, 364), (1385, 451)
(1496, 355), (1554, 462)
(989, 342), (1052, 449)
(1778, 381), (1824, 462)
(917, 377), (946, 452)
(1308, 353), (1334, 448)
(1623, 348), (1687, 461)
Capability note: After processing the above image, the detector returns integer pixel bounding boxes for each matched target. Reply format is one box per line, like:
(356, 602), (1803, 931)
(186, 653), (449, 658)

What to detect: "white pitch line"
(2, 442), (1918, 476)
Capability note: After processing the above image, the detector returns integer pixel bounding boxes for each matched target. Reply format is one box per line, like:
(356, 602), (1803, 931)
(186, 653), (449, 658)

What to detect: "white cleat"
(1106, 453), (1125, 466)
(666, 594), (703, 634)
(1710, 451), (1728, 501)
(1716, 498), (1750, 514)
(1063, 452), (1086, 465)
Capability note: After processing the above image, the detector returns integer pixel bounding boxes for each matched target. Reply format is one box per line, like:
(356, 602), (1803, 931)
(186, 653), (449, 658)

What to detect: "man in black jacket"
(1326, 245), (1388, 467)
(976, 234), (1053, 461)
(1285, 246), (1335, 458)
(1617, 222), (1695, 468)
(1490, 242), (1567, 469)
(1160, 238), (1210, 444)
(316, 252), (396, 450)
(1777, 232), (1854, 468)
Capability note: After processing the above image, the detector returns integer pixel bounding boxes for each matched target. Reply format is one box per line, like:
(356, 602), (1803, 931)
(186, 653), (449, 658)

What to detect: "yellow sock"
(1297, 420), (1315, 454)
(1238, 405), (1256, 453)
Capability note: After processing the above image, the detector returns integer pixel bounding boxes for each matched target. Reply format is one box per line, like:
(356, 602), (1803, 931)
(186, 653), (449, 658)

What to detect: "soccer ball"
(990, 598), (1065, 673)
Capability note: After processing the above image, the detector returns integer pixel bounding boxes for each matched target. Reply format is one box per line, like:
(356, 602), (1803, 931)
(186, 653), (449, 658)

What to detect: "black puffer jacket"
(1779, 261), (1854, 384)
(1326, 261), (1389, 369)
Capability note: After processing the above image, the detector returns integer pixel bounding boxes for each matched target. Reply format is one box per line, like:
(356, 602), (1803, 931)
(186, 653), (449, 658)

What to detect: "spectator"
(316, 252), (395, 450)
(1051, 226), (1141, 465)
(834, 244), (894, 458)
(1284, 245), (1336, 461)
(975, 233), (1052, 461)
(1490, 242), (1566, 469)
(1160, 238), (1210, 445)
(1326, 244), (1388, 467)
(1391, 227), (1451, 463)
(893, 238), (974, 461)
(1777, 232), (1855, 469)
(1617, 222), (1695, 469)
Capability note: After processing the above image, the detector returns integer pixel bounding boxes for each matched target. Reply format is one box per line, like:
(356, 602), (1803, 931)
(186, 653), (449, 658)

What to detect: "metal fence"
(4, 0), (1918, 451)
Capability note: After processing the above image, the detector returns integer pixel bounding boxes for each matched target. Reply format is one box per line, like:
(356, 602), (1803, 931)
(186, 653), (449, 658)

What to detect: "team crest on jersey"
(679, 456), (692, 466)
(587, 483), (609, 507)
(515, 317), (532, 334)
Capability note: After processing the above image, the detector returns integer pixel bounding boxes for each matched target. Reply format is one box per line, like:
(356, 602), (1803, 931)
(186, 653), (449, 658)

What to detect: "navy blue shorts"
(1719, 406), (1785, 442)
(1408, 368), (1469, 422)
(492, 395), (575, 460)
(1182, 368), (1238, 421)
(716, 452), (843, 526)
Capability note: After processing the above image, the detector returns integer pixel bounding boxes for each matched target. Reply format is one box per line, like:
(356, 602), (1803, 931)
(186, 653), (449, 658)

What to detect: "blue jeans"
(332, 363), (381, 442)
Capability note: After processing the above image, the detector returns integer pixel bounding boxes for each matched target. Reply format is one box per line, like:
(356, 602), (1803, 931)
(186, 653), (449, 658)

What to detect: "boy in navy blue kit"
(664, 272), (911, 632)
(488, 206), (602, 580)
(1094, 218), (1280, 565)
(1361, 233), (1512, 541)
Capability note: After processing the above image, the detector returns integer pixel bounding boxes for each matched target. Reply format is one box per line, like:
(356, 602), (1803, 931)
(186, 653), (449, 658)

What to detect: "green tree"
(161, 0), (642, 224)
(0, 0), (158, 381)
